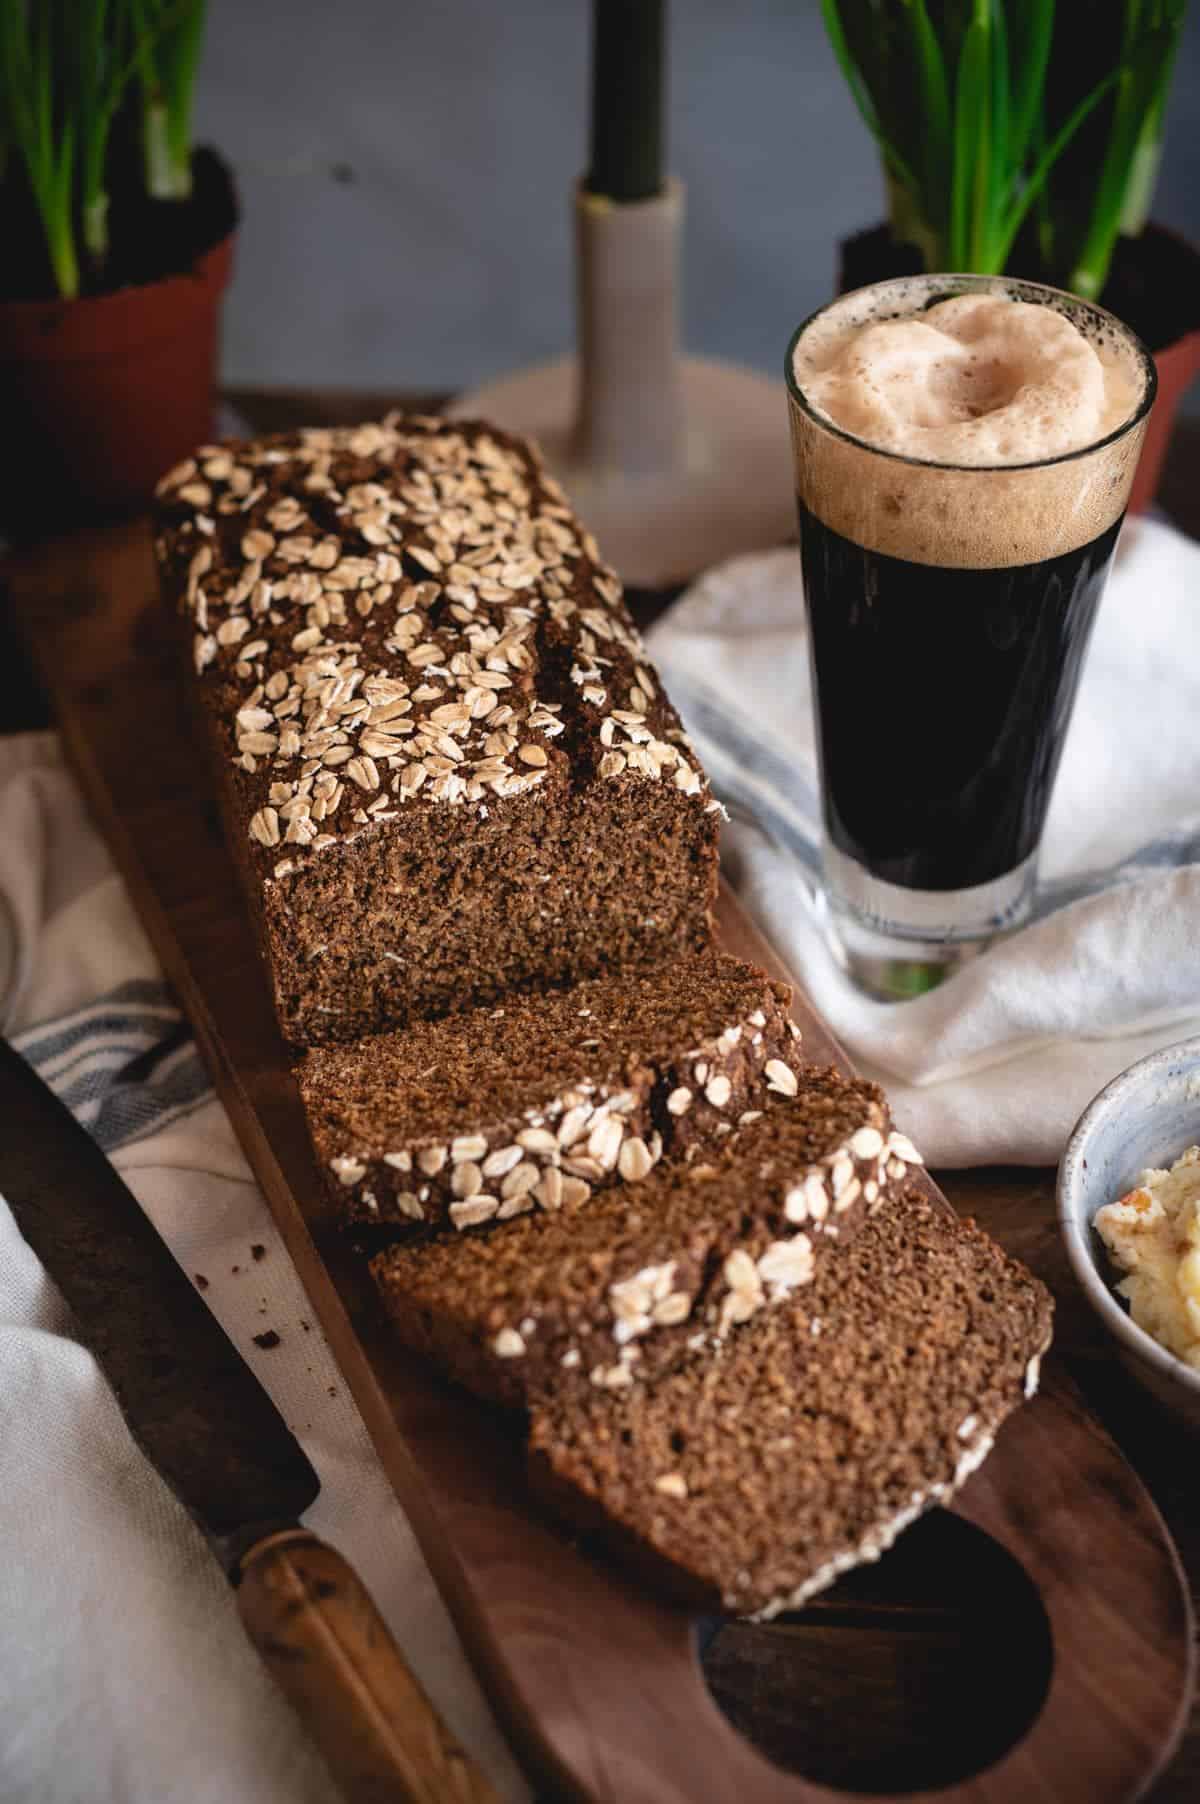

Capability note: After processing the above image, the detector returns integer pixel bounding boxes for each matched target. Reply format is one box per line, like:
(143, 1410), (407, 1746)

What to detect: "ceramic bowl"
(1058, 1036), (1200, 1432)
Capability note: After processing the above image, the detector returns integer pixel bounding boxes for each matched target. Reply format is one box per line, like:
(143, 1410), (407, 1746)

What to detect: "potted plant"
(821, 0), (1197, 511)
(0, 0), (236, 533)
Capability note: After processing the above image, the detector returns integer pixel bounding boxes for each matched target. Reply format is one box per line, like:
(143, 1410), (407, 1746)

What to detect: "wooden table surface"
(3, 388), (1198, 1803)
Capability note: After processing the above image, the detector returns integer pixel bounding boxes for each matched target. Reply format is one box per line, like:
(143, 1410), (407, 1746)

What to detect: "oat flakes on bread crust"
(155, 414), (719, 1043)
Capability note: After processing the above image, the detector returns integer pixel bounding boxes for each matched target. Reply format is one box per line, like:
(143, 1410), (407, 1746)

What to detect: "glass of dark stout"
(786, 273), (1156, 999)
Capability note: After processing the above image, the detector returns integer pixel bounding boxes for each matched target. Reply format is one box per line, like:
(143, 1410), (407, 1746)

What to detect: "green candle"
(586, 0), (665, 203)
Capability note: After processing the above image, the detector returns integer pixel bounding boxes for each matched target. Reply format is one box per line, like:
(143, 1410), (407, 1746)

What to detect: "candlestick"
(587, 0), (665, 203)
(449, 5), (792, 587)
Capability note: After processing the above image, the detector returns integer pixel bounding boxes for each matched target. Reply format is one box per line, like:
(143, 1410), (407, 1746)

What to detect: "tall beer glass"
(786, 274), (1155, 998)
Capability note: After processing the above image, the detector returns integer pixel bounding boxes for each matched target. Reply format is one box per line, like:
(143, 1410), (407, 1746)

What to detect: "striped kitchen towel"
(647, 515), (1200, 1166)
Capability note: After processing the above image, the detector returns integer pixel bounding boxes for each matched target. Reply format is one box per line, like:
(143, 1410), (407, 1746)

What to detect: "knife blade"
(0, 1037), (502, 1804)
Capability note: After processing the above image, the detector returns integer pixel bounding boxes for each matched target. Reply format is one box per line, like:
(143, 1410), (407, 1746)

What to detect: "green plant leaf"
(994, 66), (1120, 275)
(70, 0), (126, 273)
(819, 0), (886, 143)
(820, 0), (923, 230)
(818, 0), (1188, 295)
(951, 10), (991, 266)
(128, 0), (207, 198)
(989, 0), (1012, 257)
(1069, 28), (1176, 296)
(164, 0), (206, 191)
(904, 0), (953, 243)
(1006, 0), (1056, 173)
(0, 0), (81, 297)
(1118, 0), (1188, 233)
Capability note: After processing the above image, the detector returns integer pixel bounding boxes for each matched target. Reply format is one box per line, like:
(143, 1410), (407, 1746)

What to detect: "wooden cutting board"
(9, 519), (1195, 1804)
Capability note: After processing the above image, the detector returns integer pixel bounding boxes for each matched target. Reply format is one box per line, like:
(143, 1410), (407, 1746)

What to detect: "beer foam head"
(787, 276), (1154, 567)
(793, 290), (1139, 465)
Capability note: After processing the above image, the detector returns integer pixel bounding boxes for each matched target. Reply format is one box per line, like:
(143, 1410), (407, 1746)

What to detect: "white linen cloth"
(647, 515), (1200, 1167)
(0, 734), (529, 1804)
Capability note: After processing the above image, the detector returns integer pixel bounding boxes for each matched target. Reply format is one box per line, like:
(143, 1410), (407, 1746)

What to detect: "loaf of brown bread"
(159, 413), (1053, 1629)
(371, 1073), (916, 1407)
(154, 415), (719, 1045)
(298, 951), (800, 1232)
(527, 1185), (1053, 1618)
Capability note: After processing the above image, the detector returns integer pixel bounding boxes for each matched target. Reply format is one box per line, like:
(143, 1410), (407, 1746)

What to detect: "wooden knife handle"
(237, 1527), (503, 1804)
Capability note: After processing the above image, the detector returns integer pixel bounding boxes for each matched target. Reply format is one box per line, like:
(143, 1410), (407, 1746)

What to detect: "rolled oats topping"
(370, 1062), (907, 1417)
(654, 1472), (689, 1499)
(764, 1060), (800, 1098)
(449, 1196), (500, 1230)
(156, 415), (709, 869)
(526, 1186), (1052, 1622)
(301, 953), (802, 1236)
(757, 1233), (816, 1288)
(618, 1136), (655, 1182)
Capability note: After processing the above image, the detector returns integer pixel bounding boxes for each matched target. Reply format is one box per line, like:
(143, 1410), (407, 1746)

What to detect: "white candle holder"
(449, 181), (795, 587)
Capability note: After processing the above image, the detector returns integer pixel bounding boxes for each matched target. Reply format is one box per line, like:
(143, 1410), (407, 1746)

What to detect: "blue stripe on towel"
(661, 668), (822, 874)
(14, 980), (214, 1153)
(658, 658), (1200, 920)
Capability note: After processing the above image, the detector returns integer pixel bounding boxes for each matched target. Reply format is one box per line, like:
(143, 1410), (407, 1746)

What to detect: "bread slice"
(370, 1071), (918, 1406)
(299, 951), (803, 1231)
(527, 1185), (1053, 1619)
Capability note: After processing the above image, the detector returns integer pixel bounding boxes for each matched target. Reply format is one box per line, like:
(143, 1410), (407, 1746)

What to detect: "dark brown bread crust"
(527, 1187), (1054, 1618)
(154, 415), (719, 1045)
(298, 953), (798, 1231)
(371, 1070), (913, 1408)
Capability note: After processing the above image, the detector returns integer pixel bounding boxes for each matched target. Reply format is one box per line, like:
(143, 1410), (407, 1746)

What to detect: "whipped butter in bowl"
(1058, 1037), (1200, 1432)
(1095, 1149), (1200, 1370)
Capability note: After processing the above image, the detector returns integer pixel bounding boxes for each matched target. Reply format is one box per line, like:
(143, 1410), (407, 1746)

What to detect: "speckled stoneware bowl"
(1058, 1036), (1200, 1433)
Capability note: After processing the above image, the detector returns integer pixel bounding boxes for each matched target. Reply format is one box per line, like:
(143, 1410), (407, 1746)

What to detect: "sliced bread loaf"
(156, 416), (719, 1046)
(527, 1185), (1053, 1618)
(299, 951), (802, 1231)
(370, 1071), (918, 1406)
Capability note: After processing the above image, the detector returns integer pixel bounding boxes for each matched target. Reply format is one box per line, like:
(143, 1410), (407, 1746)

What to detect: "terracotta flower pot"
(1127, 323), (1200, 515)
(0, 228), (234, 537)
(835, 222), (1200, 516)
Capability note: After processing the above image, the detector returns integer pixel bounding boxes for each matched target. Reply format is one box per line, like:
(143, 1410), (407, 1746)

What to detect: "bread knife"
(0, 1037), (502, 1804)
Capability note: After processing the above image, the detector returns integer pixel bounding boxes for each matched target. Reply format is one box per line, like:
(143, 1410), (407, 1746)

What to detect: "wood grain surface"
(238, 1528), (504, 1804)
(6, 513), (1196, 1802)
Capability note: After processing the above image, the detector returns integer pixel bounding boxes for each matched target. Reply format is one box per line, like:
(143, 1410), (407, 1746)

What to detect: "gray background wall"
(198, 0), (1200, 404)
